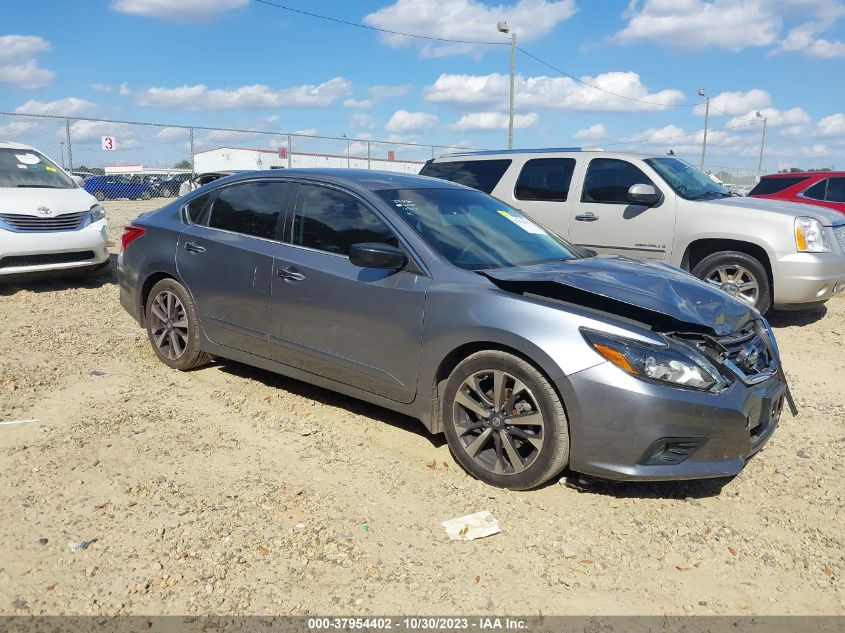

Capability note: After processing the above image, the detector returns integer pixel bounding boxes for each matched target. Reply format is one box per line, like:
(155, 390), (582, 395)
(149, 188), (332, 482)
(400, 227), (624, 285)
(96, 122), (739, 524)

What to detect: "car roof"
(433, 148), (658, 160)
(0, 141), (36, 151)
(761, 171), (844, 178)
(221, 168), (472, 191)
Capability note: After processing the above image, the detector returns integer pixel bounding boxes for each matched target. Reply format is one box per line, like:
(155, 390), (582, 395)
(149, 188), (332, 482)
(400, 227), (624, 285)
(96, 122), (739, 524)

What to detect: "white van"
(0, 142), (109, 278)
(421, 148), (845, 313)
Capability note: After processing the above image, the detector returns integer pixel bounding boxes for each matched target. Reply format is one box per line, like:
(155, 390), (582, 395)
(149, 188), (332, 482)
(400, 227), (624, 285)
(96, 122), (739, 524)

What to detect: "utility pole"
(698, 88), (709, 171)
(497, 21), (516, 149)
(756, 111), (768, 174)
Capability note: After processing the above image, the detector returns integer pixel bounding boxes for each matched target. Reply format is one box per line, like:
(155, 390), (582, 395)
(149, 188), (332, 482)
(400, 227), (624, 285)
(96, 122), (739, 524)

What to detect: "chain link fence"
(1, 112), (470, 228)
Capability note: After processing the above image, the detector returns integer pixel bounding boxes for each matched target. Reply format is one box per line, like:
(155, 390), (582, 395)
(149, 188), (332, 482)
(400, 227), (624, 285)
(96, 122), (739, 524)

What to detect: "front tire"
(441, 351), (569, 490)
(145, 278), (211, 371)
(140, 190), (152, 200)
(692, 250), (771, 313)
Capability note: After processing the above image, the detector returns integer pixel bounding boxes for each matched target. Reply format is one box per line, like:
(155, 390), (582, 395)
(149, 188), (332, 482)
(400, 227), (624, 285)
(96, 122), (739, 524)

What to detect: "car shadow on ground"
(213, 358), (447, 448)
(0, 255), (117, 296)
(553, 471), (734, 499)
(767, 305), (827, 328)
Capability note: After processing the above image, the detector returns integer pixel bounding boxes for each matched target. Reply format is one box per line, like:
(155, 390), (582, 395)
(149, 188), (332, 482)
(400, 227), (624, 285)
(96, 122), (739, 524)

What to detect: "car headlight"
(581, 328), (725, 392)
(89, 204), (106, 222)
(795, 217), (829, 253)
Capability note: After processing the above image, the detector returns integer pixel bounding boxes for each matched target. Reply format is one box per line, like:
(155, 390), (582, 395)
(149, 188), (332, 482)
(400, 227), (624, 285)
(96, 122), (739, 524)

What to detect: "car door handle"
(184, 242), (206, 254)
(277, 266), (306, 282)
(574, 212), (599, 222)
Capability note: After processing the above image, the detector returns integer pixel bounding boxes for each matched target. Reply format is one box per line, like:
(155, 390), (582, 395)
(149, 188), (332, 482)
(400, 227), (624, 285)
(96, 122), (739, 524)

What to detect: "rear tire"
(160, 188), (172, 198)
(145, 278), (211, 371)
(140, 190), (152, 200)
(93, 190), (106, 201)
(441, 351), (569, 490)
(692, 250), (771, 313)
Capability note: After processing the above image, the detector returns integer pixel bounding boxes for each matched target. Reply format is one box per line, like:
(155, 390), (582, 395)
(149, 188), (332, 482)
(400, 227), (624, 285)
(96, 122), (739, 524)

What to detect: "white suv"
(421, 148), (845, 312)
(0, 142), (109, 278)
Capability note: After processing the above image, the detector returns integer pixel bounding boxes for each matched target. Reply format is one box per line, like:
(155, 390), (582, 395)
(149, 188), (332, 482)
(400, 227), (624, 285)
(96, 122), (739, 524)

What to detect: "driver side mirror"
(627, 183), (660, 206)
(71, 175), (84, 186)
(349, 242), (407, 270)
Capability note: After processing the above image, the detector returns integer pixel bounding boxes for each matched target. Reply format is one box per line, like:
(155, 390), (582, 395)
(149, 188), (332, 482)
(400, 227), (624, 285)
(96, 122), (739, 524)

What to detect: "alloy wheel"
(703, 264), (759, 306)
(452, 370), (545, 476)
(149, 290), (189, 360)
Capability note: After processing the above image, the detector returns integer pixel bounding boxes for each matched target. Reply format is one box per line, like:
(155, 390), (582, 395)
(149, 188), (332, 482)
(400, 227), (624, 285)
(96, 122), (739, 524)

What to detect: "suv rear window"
(420, 159), (511, 194)
(515, 158), (576, 201)
(749, 176), (809, 196)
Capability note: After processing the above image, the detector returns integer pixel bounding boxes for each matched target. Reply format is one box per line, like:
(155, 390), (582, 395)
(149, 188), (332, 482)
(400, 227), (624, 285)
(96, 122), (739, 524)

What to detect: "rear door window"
(802, 179), (827, 201)
(207, 181), (287, 239)
(748, 176), (810, 196)
(824, 177), (845, 203)
(420, 159), (511, 194)
(514, 158), (576, 201)
(581, 158), (654, 204)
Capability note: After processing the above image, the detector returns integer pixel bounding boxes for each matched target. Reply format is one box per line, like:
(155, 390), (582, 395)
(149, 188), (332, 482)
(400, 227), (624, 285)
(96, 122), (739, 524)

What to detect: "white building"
(193, 146), (425, 175)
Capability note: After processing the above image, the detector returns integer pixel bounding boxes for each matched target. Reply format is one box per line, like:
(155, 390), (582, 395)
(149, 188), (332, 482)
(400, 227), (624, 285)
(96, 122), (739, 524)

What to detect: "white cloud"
(132, 78), (352, 109)
(119, 82), (131, 96)
(425, 71), (685, 112)
(344, 84), (412, 109)
(14, 98), (97, 117)
(90, 83), (114, 93)
(727, 107), (811, 129)
(156, 127), (188, 141)
(0, 119), (38, 140)
(694, 89), (771, 116)
(363, 0), (576, 57)
(293, 128), (317, 136)
(574, 123), (608, 140)
(385, 110), (439, 132)
(817, 113), (845, 137)
(111, 0), (247, 21)
(617, 0), (780, 50)
(350, 113), (376, 130)
(451, 111), (539, 131)
(344, 98), (373, 109)
(0, 35), (54, 89)
(777, 22), (845, 57)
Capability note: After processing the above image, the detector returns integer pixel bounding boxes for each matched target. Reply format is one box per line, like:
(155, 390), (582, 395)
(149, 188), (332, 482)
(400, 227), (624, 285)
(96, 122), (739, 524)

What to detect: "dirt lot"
(1, 205), (843, 616)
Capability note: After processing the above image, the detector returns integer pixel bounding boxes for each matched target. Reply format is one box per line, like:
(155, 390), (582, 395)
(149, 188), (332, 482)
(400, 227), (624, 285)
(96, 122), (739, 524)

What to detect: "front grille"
(834, 225), (845, 253)
(0, 251), (95, 269)
(720, 328), (774, 380)
(0, 211), (87, 232)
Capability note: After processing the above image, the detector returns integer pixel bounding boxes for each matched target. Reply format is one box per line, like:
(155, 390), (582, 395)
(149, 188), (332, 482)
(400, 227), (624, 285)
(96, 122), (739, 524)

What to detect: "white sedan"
(0, 142), (109, 278)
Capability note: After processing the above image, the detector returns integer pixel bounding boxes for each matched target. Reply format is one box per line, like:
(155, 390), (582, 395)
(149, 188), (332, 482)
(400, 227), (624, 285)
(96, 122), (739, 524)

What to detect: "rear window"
(420, 159), (511, 194)
(514, 158), (576, 201)
(749, 176), (809, 196)
(802, 179), (827, 201)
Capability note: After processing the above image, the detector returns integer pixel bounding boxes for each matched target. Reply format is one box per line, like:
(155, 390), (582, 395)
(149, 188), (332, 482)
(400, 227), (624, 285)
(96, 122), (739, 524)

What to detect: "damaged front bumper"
(556, 364), (786, 481)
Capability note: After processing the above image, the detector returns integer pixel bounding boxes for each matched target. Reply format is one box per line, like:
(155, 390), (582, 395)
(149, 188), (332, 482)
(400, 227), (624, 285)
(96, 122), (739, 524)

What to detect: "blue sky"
(1, 0), (844, 171)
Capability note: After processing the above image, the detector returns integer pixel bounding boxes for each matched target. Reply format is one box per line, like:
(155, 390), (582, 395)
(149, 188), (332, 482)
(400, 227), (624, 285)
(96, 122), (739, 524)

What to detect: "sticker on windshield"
(497, 210), (547, 235)
(45, 166), (57, 172)
(15, 153), (41, 165)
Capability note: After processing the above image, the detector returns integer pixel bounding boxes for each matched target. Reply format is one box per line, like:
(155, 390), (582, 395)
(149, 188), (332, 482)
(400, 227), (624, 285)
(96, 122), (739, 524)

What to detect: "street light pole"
(756, 111), (768, 174)
(698, 88), (709, 171)
(497, 21), (516, 149)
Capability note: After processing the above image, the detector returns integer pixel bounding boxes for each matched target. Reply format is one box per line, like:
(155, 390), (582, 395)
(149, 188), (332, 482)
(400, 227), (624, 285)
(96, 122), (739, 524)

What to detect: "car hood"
(0, 186), (98, 215)
(704, 195), (844, 226)
(483, 255), (757, 336)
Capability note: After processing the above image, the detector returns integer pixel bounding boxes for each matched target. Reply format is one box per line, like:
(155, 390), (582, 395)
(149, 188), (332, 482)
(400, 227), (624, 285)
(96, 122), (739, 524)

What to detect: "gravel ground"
(0, 208), (843, 616)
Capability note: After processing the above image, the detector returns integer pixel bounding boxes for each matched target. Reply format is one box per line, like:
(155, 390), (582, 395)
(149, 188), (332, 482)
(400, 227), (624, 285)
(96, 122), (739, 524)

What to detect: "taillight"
(121, 225), (146, 251)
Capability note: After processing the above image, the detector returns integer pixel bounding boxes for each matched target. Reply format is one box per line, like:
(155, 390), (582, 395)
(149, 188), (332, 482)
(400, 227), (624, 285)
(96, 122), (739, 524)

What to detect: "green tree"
(172, 159), (192, 170)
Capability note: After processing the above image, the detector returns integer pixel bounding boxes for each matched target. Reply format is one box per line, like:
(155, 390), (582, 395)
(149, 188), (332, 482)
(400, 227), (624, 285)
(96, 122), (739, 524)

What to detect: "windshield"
(0, 148), (76, 189)
(375, 187), (579, 270)
(645, 157), (729, 200)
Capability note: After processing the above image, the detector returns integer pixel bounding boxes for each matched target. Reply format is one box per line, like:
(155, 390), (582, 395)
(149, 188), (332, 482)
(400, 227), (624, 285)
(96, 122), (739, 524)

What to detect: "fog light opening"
(639, 438), (706, 466)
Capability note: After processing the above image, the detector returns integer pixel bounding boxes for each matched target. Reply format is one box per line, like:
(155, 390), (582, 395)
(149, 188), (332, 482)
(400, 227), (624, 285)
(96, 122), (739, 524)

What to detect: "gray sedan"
(118, 169), (792, 489)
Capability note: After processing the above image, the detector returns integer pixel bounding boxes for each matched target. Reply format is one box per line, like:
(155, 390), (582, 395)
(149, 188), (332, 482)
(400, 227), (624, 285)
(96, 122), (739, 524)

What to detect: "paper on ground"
(442, 511), (500, 541)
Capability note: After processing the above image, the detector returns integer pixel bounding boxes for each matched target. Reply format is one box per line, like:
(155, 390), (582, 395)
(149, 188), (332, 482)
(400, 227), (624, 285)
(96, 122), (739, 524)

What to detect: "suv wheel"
(93, 190), (106, 201)
(441, 351), (569, 490)
(145, 278), (211, 371)
(140, 190), (152, 200)
(692, 250), (771, 313)
(160, 188), (172, 197)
